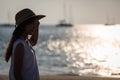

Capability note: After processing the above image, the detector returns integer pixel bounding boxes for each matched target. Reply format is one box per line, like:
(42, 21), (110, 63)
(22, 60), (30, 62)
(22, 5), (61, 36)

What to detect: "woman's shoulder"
(12, 39), (26, 55)
(13, 38), (26, 48)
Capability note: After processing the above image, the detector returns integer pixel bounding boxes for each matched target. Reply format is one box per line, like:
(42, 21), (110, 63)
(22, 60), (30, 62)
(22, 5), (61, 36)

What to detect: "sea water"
(0, 24), (120, 77)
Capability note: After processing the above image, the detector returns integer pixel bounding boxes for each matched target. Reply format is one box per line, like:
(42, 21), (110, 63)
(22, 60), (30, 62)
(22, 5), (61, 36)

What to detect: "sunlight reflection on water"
(45, 24), (120, 77)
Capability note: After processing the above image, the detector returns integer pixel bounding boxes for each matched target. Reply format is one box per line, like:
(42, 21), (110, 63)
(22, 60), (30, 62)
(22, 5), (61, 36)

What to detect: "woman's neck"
(20, 34), (28, 41)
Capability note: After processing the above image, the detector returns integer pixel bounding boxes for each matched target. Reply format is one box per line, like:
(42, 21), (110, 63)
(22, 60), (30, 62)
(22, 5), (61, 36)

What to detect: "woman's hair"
(5, 18), (35, 62)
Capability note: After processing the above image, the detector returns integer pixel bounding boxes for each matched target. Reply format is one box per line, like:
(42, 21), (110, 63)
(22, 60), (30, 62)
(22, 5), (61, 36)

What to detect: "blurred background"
(0, 0), (120, 25)
(0, 0), (120, 77)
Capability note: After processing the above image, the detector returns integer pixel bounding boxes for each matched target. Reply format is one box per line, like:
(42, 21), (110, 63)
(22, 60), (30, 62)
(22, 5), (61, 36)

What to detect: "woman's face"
(24, 19), (40, 35)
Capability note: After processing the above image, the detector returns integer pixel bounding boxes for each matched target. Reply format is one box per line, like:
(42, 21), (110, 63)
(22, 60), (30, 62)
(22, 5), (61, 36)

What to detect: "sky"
(0, 0), (120, 25)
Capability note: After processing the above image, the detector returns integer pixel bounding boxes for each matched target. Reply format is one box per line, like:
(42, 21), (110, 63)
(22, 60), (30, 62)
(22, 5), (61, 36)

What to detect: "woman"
(5, 8), (45, 80)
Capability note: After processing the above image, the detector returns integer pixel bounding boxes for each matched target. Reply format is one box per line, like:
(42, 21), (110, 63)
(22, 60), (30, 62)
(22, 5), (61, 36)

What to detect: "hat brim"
(17, 15), (46, 27)
(32, 15), (46, 20)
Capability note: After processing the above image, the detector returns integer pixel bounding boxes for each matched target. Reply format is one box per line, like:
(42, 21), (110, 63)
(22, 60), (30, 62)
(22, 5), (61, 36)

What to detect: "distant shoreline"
(0, 23), (15, 27)
(0, 24), (56, 27)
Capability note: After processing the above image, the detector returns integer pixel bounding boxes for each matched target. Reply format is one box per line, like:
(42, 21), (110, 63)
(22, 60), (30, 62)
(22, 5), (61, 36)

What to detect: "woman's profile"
(5, 8), (45, 80)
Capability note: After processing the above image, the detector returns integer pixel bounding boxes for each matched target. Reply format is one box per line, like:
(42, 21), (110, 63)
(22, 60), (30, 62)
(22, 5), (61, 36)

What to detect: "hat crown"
(15, 8), (36, 26)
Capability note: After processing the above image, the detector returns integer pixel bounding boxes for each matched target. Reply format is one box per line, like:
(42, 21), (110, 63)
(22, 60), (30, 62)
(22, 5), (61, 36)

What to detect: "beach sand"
(0, 75), (120, 80)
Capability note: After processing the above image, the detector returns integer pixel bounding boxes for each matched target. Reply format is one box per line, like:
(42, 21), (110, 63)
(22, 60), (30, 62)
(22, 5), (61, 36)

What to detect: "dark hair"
(5, 18), (35, 62)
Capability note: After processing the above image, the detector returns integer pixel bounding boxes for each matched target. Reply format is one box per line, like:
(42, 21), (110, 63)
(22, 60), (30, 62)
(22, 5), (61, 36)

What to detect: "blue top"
(9, 39), (39, 80)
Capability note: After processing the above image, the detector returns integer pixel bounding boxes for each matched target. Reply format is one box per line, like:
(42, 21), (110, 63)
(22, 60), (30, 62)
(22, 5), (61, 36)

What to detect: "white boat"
(104, 15), (115, 26)
(56, 0), (73, 27)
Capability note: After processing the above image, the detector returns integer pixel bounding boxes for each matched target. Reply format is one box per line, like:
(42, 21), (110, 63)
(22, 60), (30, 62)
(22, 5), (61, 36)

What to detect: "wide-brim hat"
(15, 8), (46, 27)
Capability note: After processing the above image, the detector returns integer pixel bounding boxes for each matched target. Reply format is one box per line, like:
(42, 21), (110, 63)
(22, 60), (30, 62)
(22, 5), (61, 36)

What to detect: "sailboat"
(0, 11), (14, 27)
(104, 15), (115, 26)
(56, 0), (73, 27)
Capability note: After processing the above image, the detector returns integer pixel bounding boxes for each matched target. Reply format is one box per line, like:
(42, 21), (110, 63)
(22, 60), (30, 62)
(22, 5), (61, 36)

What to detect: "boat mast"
(63, 0), (66, 23)
(7, 11), (10, 25)
(69, 5), (73, 24)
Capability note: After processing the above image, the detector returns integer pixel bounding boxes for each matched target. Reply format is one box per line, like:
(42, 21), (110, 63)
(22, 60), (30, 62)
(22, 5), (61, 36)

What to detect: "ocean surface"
(0, 24), (120, 77)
